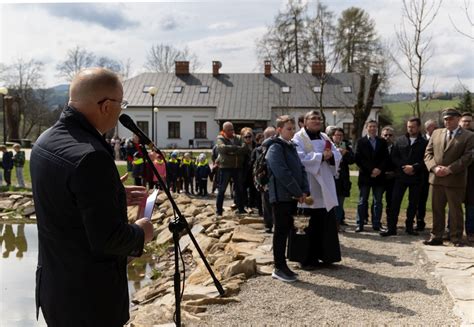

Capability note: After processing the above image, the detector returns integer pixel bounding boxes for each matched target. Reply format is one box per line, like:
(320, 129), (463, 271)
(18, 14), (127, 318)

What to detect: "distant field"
(385, 99), (460, 123)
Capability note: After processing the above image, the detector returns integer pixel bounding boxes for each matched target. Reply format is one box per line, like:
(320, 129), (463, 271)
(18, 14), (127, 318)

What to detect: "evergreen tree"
(457, 90), (473, 113)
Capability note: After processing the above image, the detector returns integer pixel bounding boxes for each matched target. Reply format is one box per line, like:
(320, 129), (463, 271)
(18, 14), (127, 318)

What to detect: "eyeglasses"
(383, 134), (393, 137)
(243, 135), (252, 139)
(97, 98), (128, 109)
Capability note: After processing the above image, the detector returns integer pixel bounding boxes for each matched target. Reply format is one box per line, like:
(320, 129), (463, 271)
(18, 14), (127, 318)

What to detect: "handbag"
(287, 228), (310, 262)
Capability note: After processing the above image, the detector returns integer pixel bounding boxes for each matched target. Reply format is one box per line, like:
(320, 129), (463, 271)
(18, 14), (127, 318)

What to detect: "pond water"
(0, 223), (154, 326)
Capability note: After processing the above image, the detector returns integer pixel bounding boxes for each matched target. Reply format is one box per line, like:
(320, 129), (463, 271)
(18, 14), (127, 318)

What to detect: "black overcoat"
(30, 106), (144, 326)
(355, 136), (389, 186)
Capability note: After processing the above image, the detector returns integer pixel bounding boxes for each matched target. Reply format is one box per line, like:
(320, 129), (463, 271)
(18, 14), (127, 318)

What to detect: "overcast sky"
(0, 0), (472, 92)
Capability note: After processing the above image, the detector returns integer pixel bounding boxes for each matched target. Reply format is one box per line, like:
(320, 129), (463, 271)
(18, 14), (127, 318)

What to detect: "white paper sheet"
(143, 188), (159, 220)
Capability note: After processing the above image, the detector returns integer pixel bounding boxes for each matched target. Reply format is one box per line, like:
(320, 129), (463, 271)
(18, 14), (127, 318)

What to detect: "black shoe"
(423, 238), (443, 246)
(286, 266), (299, 277)
(272, 268), (297, 282)
(415, 223), (425, 231)
(373, 226), (382, 231)
(406, 230), (419, 236)
(453, 241), (464, 247)
(380, 229), (397, 237)
(340, 221), (349, 226)
(299, 263), (318, 271)
(355, 226), (364, 233)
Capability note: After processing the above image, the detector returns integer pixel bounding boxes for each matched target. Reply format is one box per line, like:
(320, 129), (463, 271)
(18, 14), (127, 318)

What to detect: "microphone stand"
(137, 142), (224, 327)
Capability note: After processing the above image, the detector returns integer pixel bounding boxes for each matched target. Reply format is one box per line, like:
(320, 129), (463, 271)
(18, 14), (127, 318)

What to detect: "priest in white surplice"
(292, 110), (342, 268)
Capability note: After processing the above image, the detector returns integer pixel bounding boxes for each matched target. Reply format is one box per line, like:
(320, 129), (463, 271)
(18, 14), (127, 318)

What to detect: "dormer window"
(343, 86), (352, 93)
(200, 86), (209, 93)
(313, 86), (321, 93)
(281, 86), (291, 93)
(142, 85), (153, 93)
(173, 86), (183, 93)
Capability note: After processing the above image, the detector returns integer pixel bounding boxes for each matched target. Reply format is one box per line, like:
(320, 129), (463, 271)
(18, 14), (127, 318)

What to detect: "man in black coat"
(30, 68), (154, 326)
(381, 117), (428, 236)
(355, 120), (389, 232)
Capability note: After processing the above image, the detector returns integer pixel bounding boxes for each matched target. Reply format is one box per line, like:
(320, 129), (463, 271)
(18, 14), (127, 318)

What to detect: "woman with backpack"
(266, 115), (309, 283)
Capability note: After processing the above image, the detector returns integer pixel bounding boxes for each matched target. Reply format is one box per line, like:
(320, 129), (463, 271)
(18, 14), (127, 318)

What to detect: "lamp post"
(148, 86), (158, 143)
(332, 110), (337, 126)
(0, 87), (8, 144)
(153, 107), (159, 144)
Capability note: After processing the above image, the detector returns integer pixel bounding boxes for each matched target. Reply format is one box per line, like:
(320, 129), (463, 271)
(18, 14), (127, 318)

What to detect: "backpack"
(253, 138), (287, 192)
(252, 145), (271, 192)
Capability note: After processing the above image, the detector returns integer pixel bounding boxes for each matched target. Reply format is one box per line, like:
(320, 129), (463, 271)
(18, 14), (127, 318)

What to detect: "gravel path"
(199, 228), (460, 326)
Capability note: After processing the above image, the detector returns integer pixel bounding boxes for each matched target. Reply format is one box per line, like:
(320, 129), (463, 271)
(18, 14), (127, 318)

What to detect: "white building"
(119, 61), (383, 148)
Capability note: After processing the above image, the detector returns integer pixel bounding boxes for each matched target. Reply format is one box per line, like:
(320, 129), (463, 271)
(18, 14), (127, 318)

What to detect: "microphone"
(119, 114), (156, 151)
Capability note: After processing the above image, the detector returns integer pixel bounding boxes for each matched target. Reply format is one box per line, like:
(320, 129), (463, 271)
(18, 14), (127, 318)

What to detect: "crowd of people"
(208, 109), (473, 283)
(0, 143), (26, 188)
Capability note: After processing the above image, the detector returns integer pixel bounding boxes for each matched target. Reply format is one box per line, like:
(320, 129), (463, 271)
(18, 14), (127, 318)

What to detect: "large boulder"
(222, 258), (257, 279)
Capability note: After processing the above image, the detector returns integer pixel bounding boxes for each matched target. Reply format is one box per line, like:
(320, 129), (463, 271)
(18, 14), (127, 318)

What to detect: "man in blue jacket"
(30, 68), (154, 326)
(266, 115), (309, 282)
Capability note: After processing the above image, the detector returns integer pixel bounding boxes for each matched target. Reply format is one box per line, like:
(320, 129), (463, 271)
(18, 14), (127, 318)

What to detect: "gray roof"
(123, 72), (382, 121)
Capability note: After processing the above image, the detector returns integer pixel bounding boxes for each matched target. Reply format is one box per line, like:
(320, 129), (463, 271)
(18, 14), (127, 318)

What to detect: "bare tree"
(119, 58), (133, 80)
(352, 73), (381, 143)
(144, 44), (200, 73)
(56, 46), (96, 82)
(307, 1), (339, 127)
(449, 0), (473, 40)
(256, 0), (310, 73)
(392, 0), (442, 118)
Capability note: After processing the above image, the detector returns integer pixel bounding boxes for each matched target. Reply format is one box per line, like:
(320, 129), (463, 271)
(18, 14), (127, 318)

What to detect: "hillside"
(384, 99), (461, 123)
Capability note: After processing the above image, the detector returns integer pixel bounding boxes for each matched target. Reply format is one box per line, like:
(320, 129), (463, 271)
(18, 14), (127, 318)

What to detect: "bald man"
(30, 68), (154, 326)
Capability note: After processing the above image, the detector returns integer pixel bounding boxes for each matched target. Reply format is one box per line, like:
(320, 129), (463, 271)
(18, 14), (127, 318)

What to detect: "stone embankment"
(0, 192), (36, 221)
(127, 193), (273, 326)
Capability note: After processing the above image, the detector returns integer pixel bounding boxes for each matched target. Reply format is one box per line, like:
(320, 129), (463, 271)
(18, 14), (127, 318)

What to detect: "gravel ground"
(198, 227), (460, 326)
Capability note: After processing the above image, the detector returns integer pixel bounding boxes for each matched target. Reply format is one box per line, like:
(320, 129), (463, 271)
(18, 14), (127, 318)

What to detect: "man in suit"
(416, 119), (438, 231)
(381, 117), (428, 236)
(30, 68), (154, 326)
(424, 108), (474, 246)
(459, 112), (474, 242)
(355, 120), (389, 232)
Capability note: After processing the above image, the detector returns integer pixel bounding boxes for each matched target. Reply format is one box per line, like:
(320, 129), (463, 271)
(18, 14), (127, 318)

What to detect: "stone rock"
(132, 280), (173, 304)
(213, 255), (236, 271)
(219, 232), (233, 243)
(0, 199), (14, 210)
(184, 297), (240, 306)
(182, 284), (221, 301)
(176, 195), (192, 205)
(187, 263), (222, 285)
(238, 217), (265, 225)
(231, 226), (265, 243)
(9, 194), (23, 201)
(184, 204), (201, 217)
(156, 228), (173, 246)
(151, 211), (165, 223)
(179, 224), (205, 251)
(257, 265), (274, 275)
(226, 242), (260, 257)
(200, 217), (215, 229)
(222, 258), (257, 279)
(249, 254), (274, 265)
(22, 205), (36, 216)
(192, 233), (218, 257)
(222, 282), (241, 297)
(182, 303), (207, 314)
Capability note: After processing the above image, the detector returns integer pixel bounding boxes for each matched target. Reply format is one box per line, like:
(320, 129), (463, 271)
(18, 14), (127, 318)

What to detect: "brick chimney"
(312, 60), (326, 76)
(264, 60), (272, 77)
(175, 61), (189, 75)
(212, 61), (222, 76)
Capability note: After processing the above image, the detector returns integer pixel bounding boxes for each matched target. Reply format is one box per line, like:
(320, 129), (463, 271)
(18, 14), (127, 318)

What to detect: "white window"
(343, 86), (352, 93)
(313, 86), (321, 93)
(173, 86), (183, 93)
(200, 86), (209, 93)
(142, 85), (152, 93)
(281, 86), (291, 93)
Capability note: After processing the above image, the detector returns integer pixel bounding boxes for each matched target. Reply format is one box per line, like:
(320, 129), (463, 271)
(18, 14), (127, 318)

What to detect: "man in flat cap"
(424, 108), (474, 246)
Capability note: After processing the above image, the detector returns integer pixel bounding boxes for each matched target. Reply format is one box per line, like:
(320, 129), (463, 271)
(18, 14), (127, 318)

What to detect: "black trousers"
(4, 169), (11, 186)
(416, 172), (429, 228)
(304, 208), (341, 264)
(262, 191), (273, 229)
(387, 179), (422, 231)
(272, 201), (294, 269)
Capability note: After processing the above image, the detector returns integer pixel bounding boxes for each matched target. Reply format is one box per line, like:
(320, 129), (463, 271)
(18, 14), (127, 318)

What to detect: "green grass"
(385, 99), (460, 123)
(346, 176), (432, 212)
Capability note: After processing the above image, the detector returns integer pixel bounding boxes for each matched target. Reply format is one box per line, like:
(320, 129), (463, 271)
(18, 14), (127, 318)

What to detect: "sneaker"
(272, 268), (297, 282)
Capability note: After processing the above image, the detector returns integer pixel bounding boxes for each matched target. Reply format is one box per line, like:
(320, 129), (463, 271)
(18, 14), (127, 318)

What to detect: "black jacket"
(30, 106), (144, 326)
(355, 136), (389, 186)
(391, 133), (428, 182)
(335, 140), (355, 197)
